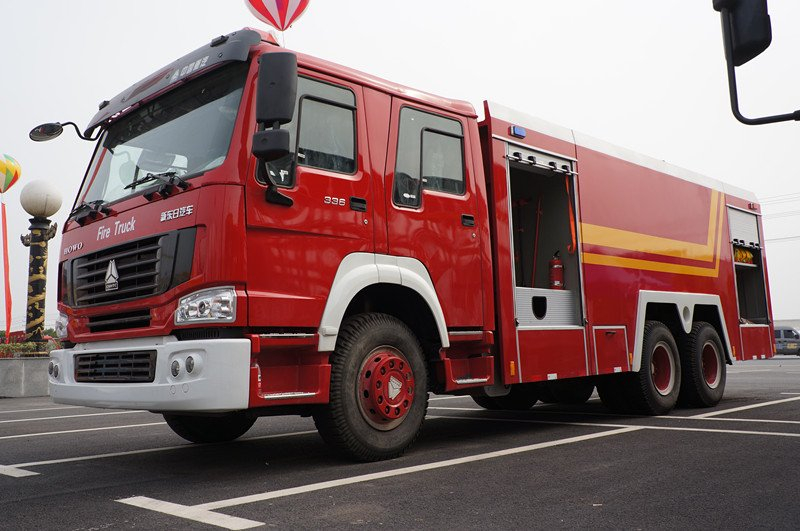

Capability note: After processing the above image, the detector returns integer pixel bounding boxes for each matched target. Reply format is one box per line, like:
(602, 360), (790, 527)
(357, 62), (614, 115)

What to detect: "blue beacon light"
(510, 125), (527, 139)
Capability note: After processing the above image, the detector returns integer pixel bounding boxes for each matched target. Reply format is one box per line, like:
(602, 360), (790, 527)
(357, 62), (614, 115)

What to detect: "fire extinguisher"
(549, 251), (564, 290)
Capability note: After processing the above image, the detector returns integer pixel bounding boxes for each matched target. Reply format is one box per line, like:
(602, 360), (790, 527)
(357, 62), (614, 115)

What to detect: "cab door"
(384, 100), (483, 328)
(245, 72), (374, 328)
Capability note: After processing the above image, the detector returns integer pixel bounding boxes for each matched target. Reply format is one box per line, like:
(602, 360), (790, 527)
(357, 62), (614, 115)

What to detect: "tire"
(626, 321), (681, 415)
(163, 412), (256, 443)
(678, 322), (727, 408)
(312, 313), (428, 461)
(472, 384), (539, 410)
(547, 379), (595, 405)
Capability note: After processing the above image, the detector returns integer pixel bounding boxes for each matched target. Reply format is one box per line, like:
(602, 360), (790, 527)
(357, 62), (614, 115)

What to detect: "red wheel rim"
(651, 342), (675, 396)
(358, 347), (415, 431)
(702, 341), (721, 389)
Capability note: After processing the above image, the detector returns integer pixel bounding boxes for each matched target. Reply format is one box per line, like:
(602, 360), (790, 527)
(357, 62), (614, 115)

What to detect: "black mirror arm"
(719, 10), (800, 125)
(62, 121), (102, 141)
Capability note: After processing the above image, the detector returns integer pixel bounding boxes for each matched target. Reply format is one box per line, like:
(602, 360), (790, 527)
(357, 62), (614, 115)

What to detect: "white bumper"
(49, 336), (251, 412)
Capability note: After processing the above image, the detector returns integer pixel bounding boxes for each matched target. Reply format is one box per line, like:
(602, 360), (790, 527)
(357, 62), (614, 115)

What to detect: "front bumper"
(49, 336), (251, 412)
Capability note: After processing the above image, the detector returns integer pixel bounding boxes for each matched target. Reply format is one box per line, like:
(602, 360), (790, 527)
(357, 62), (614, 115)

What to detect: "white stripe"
(429, 395), (468, 402)
(119, 497), (263, 530)
(0, 422), (166, 441)
(260, 0), (281, 26)
(781, 392), (800, 395)
(197, 427), (640, 511)
(287, 0), (302, 23)
(433, 414), (800, 438)
(690, 396), (800, 419)
(0, 410), (145, 424)
(0, 431), (318, 478)
(0, 406), (83, 415)
(0, 465), (39, 478)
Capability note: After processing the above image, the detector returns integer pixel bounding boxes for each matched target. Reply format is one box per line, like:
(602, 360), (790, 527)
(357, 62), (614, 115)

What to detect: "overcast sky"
(0, 0), (798, 330)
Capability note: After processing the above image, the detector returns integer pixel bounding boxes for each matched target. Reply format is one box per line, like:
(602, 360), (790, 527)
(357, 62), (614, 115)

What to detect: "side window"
(260, 76), (356, 187)
(393, 107), (464, 208)
(776, 330), (783, 339)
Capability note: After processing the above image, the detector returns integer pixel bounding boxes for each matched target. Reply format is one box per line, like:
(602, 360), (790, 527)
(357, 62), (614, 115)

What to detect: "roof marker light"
(510, 125), (527, 139)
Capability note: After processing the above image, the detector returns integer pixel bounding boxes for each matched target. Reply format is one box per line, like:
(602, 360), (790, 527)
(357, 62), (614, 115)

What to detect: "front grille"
(88, 310), (151, 333)
(75, 351), (157, 383)
(73, 235), (164, 306)
(66, 228), (195, 308)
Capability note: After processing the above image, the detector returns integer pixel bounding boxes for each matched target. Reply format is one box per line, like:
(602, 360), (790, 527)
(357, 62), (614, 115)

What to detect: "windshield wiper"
(124, 171), (185, 190)
(125, 171), (190, 201)
(68, 199), (111, 225)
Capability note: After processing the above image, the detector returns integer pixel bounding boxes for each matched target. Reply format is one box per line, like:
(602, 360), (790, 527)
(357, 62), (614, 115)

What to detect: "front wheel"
(163, 412), (256, 443)
(313, 313), (428, 461)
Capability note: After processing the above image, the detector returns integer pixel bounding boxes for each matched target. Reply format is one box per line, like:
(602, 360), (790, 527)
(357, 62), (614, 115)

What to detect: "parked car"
(775, 326), (800, 355)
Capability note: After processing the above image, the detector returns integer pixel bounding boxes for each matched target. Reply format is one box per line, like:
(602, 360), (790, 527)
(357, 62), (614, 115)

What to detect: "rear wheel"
(626, 321), (681, 415)
(163, 412), (256, 443)
(471, 384), (539, 410)
(313, 313), (428, 461)
(678, 322), (727, 407)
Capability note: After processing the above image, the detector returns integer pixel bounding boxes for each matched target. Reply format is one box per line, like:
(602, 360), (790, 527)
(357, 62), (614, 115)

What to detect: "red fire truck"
(40, 29), (774, 461)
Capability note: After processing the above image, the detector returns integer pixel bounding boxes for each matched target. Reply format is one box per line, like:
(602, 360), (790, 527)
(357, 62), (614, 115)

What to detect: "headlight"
(54, 312), (69, 339)
(175, 287), (236, 325)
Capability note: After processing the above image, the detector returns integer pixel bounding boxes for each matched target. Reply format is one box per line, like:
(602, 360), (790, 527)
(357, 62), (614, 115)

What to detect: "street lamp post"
(19, 181), (61, 344)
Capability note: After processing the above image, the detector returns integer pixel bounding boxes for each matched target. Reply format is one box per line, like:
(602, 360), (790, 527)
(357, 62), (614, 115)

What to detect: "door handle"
(461, 214), (475, 227)
(350, 197), (367, 212)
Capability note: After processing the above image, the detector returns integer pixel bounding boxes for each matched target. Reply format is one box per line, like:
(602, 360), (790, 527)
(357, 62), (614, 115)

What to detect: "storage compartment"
(508, 150), (581, 327)
(734, 248), (768, 324)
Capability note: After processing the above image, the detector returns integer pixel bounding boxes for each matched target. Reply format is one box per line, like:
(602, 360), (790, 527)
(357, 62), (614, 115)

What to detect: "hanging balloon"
(244, 0), (310, 31)
(0, 154), (21, 194)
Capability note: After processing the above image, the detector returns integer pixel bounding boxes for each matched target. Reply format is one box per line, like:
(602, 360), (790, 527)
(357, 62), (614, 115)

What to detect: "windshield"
(77, 62), (248, 206)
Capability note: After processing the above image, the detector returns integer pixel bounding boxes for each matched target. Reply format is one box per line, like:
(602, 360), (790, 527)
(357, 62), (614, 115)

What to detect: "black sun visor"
(85, 29), (263, 137)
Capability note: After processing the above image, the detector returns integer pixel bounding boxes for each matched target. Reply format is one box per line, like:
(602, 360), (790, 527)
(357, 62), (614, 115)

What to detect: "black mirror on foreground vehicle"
(713, 0), (800, 125)
(252, 52), (297, 161)
(713, 0), (772, 66)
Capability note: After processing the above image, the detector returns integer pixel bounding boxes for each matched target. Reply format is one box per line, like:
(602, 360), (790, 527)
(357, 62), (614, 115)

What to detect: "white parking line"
(429, 395), (469, 401)
(780, 392), (800, 395)
(690, 395), (800, 419)
(0, 422), (166, 441)
(0, 410), (146, 425)
(0, 430), (319, 478)
(119, 426), (641, 529)
(429, 401), (800, 426)
(0, 406), (84, 415)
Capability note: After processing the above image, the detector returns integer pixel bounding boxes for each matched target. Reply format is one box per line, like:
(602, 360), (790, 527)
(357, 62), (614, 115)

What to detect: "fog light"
(171, 360), (180, 377)
(48, 362), (54, 375)
(186, 356), (195, 374)
(53, 365), (59, 379)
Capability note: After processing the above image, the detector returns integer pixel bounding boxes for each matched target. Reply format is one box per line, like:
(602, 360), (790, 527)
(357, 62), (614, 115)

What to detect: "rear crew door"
(383, 100), (483, 328)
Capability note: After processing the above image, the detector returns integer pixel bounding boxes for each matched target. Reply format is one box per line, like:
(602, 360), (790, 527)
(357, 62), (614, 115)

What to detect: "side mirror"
(252, 52), (297, 163)
(713, 0), (800, 125)
(713, 0), (772, 66)
(29, 123), (64, 142)
(252, 129), (290, 161)
(255, 52), (298, 127)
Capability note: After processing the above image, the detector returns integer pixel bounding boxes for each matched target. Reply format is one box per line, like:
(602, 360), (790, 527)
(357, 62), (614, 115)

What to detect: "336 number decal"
(324, 196), (346, 207)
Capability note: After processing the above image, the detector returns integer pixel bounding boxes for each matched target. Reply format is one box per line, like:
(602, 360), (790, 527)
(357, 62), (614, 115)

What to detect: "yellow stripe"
(582, 191), (725, 278)
(581, 190), (719, 262)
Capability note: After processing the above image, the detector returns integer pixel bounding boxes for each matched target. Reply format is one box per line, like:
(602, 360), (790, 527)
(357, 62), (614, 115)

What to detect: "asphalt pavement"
(1, 356), (799, 530)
